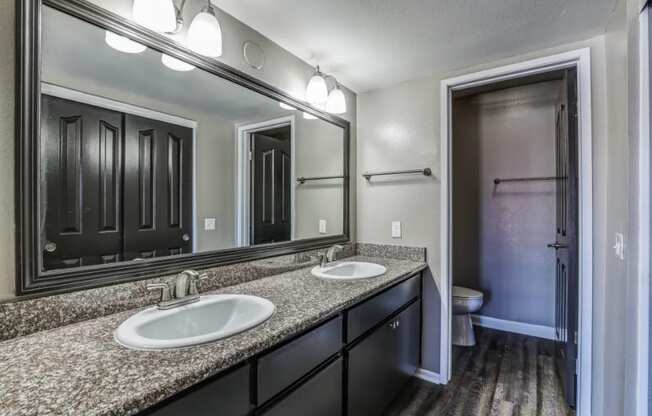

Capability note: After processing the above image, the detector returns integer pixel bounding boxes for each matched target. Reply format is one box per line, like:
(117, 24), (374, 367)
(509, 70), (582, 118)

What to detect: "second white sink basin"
(311, 261), (387, 281)
(115, 294), (275, 350)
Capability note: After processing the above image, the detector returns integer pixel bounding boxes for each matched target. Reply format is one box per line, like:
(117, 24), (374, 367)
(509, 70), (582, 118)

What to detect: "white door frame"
(439, 48), (593, 415)
(235, 115), (296, 246)
(40, 82), (200, 251)
(636, 6), (650, 416)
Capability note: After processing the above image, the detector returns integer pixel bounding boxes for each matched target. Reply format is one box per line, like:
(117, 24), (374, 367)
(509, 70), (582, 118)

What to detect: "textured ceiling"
(212, 0), (620, 92)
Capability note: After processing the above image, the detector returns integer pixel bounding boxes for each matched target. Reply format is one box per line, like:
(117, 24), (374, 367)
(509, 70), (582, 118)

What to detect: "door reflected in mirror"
(39, 6), (346, 272)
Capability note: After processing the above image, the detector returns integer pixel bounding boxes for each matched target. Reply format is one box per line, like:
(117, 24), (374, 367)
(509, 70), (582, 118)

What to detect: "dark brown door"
(551, 67), (579, 408)
(123, 114), (193, 260)
(251, 127), (291, 244)
(41, 95), (124, 270)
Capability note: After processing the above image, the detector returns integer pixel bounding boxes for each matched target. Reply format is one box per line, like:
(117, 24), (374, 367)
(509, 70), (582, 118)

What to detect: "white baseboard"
(414, 368), (445, 384)
(471, 314), (556, 340)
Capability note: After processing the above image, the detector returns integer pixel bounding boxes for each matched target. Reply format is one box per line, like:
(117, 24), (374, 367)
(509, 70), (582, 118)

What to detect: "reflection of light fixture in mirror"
(279, 102), (297, 110)
(305, 66), (328, 105)
(326, 83), (346, 114)
(303, 112), (317, 120)
(132, 0), (177, 32)
(187, 1), (223, 57)
(105, 31), (147, 53)
(161, 54), (195, 71)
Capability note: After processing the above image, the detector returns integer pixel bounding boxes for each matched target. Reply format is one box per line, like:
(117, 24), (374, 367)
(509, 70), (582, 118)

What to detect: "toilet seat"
(452, 286), (483, 300)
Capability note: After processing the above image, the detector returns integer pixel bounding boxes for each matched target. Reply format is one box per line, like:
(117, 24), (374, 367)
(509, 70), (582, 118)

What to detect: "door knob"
(182, 233), (190, 242)
(44, 241), (57, 253)
(547, 242), (568, 249)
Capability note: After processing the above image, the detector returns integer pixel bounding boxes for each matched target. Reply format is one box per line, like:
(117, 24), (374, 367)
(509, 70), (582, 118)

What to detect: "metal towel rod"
(296, 175), (345, 184)
(493, 176), (567, 185)
(363, 168), (432, 181)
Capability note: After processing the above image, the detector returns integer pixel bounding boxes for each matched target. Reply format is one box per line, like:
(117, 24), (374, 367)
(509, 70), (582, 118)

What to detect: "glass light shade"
(279, 102), (297, 110)
(132, 0), (177, 32)
(326, 87), (346, 114)
(305, 71), (328, 105)
(161, 54), (195, 71)
(187, 8), (223, 57)
(303, 112), (317, 120)
(105, 31), (147, 53)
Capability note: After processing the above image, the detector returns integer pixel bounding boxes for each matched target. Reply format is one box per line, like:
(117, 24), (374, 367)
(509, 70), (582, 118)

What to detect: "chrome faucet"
(320, 244), (344, 267)
(147, 269), (208, 310)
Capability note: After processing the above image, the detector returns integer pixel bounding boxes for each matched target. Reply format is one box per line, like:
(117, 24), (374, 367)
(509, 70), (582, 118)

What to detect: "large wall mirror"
(17, 0), (350, 295)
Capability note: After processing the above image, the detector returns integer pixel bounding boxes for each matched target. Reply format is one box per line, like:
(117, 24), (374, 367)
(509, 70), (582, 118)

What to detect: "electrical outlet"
(319, 219), (327, 234)
(392, 221), (402, 239)
(204, 218), (216, 231)
(613, 233), (625, 260)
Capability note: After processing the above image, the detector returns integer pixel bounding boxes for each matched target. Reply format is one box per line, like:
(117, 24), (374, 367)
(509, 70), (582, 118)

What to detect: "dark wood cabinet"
(348, 300), (420, 416)
(139, 273), (422, 416)
(142, 364), (250, 416)
(258, 358), (343, 416)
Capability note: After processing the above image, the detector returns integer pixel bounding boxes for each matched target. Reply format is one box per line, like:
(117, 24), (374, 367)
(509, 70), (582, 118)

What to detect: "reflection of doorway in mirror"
(39, 84), (197, 271)
(235, 116), (296, 247)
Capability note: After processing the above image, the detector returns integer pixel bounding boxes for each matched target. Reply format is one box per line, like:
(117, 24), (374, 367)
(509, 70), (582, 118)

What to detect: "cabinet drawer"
(259, 358), (342, 416)
(347, 274), (419, 342)
(257, 315), (342, 404)
(143, 364), (250, 416)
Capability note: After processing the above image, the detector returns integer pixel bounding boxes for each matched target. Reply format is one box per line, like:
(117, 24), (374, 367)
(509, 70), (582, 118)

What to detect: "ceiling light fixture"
(305, 66), (328, 106)
(326, 82), (346, 114)
(132, 0), (177, 32)
(187, 0), (223, 57)
(161, 54), (195, 71)
(105, 31), (147, 54)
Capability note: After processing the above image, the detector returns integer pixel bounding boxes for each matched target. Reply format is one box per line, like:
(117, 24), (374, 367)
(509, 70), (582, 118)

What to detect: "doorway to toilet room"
(449, 69), (579, 414)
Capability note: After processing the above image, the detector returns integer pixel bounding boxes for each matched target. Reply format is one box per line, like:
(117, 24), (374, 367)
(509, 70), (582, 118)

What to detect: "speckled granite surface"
(356, 242), (426, 262)
(0, 245), (354, 342)
(0, 255), (426, 416)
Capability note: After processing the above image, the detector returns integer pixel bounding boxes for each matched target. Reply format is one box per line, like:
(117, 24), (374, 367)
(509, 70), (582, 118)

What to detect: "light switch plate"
(319, 219), (327, 234)
(392, 221), (402, 238)
(204, 218), (216, 231)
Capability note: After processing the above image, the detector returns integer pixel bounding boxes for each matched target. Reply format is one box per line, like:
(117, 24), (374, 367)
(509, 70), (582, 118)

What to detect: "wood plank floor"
(383, 327), (574, 416)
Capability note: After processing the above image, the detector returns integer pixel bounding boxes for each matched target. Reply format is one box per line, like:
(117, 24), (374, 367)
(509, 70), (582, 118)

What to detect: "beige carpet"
(383, 328), (573, 416)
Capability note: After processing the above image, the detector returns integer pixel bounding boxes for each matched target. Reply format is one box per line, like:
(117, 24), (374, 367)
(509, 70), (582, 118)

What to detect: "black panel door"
(551, 68), (579, 408)
(41, 95), (124, 270)
(251, 130), (291, 244)
(123, 114), (193, 260)
(348, 301), (420, 416)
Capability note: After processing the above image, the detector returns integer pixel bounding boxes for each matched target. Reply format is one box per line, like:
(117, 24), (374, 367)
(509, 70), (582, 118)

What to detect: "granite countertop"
(0, 256), (426, 416)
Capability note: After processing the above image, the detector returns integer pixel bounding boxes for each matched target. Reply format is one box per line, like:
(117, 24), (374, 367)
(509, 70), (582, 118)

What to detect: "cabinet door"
(142, 365), (250, 416)
(348, 301), (420, 416)
(259, 358), (342, 416)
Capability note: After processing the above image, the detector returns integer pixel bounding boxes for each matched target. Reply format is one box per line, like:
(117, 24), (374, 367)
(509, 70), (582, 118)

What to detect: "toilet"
(452, 286), (484, 346)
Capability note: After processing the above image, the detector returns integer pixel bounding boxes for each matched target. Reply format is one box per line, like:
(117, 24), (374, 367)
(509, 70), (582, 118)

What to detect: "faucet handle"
(146, 282), (172, 303)
(187, 271), (209, 296)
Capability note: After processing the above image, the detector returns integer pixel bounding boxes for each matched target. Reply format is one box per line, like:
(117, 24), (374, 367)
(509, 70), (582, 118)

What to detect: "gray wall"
(357, 35), (619, 412)
(0, 0), (357, 299)
(452, 81), (561, 328)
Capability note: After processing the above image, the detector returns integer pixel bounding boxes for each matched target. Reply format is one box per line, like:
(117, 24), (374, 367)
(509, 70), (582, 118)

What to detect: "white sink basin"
(311, 261), (387, 281)
(115, 294), (275, 350)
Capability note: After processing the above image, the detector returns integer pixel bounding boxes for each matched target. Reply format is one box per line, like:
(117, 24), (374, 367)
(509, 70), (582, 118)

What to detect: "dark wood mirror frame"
(15, 0), (351, 296)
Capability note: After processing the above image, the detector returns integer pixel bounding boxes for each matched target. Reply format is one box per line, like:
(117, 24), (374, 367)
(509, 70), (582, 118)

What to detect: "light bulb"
(132, 0), (177, 32)
(305, 67), (328, 105)
(161, 54), (195, 71)
(279, 102), (297, 110)
(105, 31), (147, 54)
(187, 5), (223, 57)
(326, 87), (346, 114)
(303, 112), (317, 120)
